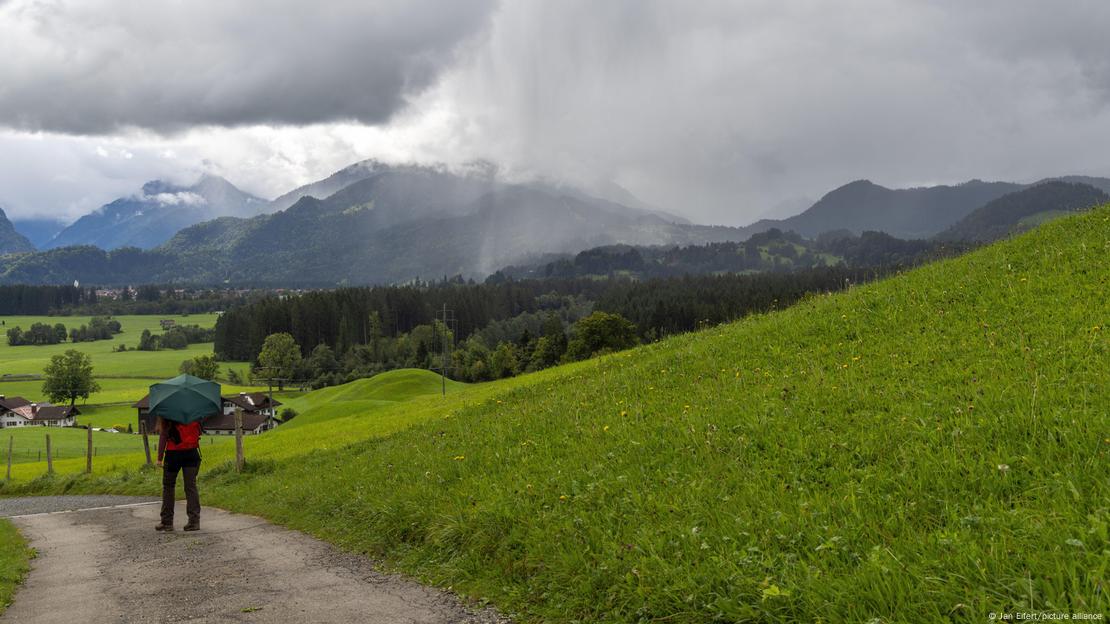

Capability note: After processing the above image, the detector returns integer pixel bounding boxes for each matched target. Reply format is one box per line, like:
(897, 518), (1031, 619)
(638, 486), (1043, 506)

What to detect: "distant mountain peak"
(44, 174), (264, 250)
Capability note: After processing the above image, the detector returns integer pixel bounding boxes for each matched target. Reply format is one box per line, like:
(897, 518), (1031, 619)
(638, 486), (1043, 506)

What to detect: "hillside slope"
(5, 208), (1108, 621)
(935, 180), (1108, 242)
(0, 207), (35, 254)
(283, 368), (464, 427)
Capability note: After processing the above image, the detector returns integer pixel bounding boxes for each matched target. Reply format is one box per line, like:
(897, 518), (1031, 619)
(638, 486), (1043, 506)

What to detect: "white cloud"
(144, 192), (207, 207)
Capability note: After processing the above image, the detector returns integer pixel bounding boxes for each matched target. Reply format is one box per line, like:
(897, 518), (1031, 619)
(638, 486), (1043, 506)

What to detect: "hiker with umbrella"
(148, 374), (220, 532)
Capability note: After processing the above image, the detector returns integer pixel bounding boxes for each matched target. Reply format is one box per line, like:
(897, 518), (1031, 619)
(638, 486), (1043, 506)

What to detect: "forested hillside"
(497, 227), (972, 280)
(935, 180), (1108, 242)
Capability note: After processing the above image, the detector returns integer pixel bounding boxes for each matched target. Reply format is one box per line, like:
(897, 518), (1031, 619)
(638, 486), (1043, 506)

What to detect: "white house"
(221, 392), (282, 419)
(0, 395), (79, 428)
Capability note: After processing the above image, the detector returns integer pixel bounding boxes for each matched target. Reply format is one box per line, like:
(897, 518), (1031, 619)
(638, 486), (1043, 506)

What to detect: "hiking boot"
(155, 523), (174, 532)
(183, 522), (200, 532)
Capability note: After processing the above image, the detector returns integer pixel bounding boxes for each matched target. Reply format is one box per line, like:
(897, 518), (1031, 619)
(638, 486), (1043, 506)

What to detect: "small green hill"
(283, 368), (464, 427)
(5, 209), (1108, 621)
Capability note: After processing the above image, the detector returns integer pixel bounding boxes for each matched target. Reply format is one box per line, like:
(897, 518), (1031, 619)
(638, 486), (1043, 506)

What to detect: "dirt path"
(3, 499), (505, 624)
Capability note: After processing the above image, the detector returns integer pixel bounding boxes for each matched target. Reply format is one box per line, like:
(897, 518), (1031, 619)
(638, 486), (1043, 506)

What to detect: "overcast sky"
(1, 0), (1109, 226)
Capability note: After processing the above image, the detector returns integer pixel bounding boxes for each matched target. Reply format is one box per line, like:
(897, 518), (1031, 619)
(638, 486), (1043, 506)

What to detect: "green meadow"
(2, 209), (1108, 622)
(0, 313), (273, 430)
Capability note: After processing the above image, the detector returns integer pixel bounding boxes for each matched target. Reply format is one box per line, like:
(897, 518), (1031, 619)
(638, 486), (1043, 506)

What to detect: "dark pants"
(161, 449), (201, 526)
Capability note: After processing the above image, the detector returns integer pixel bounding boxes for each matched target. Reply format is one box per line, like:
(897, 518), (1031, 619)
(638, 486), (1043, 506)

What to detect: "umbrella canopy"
(148, 374), (222, 424)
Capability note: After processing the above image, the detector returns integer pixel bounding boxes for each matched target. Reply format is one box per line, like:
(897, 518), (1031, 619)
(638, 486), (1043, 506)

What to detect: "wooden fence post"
(234, 408), (245, 473)
(86, 426), (93, 474)
(45, 433), (54, 475)
(141, 422), (152, 465)
(5, 435), (11, 482)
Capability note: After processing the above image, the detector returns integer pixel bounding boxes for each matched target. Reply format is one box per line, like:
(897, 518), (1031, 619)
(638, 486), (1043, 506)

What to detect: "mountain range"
(0, 163), (741, 285)
(738, 175), (1110, 240)
(1, 161), (1107, 286)
(42, 174), (268, 250)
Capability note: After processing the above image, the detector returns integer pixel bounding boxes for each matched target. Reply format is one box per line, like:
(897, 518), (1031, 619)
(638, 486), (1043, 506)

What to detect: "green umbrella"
(148, 374), (222, 424)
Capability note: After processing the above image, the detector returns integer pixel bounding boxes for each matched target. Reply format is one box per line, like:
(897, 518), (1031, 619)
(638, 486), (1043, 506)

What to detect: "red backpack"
(166, 421), (202, 450)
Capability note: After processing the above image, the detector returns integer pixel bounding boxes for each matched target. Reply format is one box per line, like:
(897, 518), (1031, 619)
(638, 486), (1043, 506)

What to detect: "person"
(155, 415), (202, 532)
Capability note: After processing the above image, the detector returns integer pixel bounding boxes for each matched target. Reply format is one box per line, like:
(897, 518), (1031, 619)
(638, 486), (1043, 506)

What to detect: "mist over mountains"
(0, 162), (741, 285)
(1, 159), (1107, 286)
(42, 174), (268, 250)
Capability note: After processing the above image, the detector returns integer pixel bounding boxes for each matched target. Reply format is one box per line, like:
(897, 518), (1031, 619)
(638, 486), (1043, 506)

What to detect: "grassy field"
(0, 519), (31, 615)
(0, 313), (278, 429)
(2, 209), (1108, 622)
(1, 427), (233, 465)
(0, 314), (226, 374)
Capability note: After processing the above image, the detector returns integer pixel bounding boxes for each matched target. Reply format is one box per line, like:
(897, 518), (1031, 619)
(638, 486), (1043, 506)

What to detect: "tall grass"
(0, 519), (31, 615)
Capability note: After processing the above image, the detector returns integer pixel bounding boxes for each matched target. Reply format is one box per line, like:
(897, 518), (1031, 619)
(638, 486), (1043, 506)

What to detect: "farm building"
(0, 395), (80, 428)
(132, 391), (282, 435)
(200, 410), (280, 435)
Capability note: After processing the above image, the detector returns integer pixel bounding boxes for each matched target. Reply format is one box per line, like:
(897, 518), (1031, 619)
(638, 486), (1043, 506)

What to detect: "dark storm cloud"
(3, 0), (1110, 226)
(424, 0), (1110, 224)
(0, 0), (497, 134)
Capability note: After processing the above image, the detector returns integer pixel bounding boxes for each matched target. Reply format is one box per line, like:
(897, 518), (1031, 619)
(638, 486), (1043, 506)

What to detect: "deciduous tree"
(42, 349), (102, 408)
(257, 332), (301, 390)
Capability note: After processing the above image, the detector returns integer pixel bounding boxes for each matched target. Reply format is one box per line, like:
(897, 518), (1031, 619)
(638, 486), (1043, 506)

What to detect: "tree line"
(494, 228), (974, 280)
(6, 316), (122, 346)
(213, 278), (614, 363)
(214, 267), (891, 389)
(0, 284), (96, 315)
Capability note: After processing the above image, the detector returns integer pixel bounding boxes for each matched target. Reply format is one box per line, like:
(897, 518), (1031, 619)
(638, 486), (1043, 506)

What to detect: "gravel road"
(0, 495), (158, 517)
(2, 498), (507, 624)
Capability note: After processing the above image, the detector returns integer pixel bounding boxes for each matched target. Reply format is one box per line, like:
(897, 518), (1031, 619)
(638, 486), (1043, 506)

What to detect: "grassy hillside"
(282, 368), (464, 427)
(3, 209), (1108, 621)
